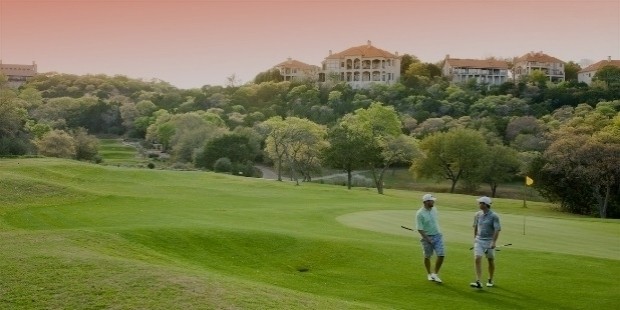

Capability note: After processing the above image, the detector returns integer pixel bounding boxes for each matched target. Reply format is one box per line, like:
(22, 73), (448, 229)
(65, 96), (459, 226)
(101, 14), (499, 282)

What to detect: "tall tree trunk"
(346, 169), (352, 190)
(371, 167), (384, 194)
(592, 184), (607, 218)
(491, 183), (498, 197)
(374, 165), (390, 195)
(601, 185), (610, 219)
(276, 157), (283, 181)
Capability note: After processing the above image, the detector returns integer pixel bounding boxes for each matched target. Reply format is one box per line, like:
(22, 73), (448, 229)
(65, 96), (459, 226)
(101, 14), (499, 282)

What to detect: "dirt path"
(256, 165), (278, 180)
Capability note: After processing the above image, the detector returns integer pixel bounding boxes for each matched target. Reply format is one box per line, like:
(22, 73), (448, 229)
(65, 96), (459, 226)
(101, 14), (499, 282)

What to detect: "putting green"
(337, 210), (620, 260)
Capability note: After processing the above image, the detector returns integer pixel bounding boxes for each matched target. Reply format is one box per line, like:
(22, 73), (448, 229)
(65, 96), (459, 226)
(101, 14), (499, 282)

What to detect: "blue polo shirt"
(473, 210), (501, 240)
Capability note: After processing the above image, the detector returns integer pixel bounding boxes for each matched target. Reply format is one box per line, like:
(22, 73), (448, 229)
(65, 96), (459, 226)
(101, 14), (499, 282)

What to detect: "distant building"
(320, 41), (401, 89)
(578, 56), (620, 85)
(442, 55), (509, 85)
(273, 58), (320, 82)
(0, 60), (37, 88)
(513, 51), (565, 82)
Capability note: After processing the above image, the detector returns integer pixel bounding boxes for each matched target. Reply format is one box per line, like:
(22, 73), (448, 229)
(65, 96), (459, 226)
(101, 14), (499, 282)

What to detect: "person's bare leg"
(424, 257), (431, 274)
(474, 256), (482, 281)
(434, 256), (444, 274)
(488, 258), (495, 281)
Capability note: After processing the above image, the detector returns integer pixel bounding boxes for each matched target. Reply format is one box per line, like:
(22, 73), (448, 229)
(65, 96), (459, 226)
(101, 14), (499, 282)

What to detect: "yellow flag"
(525, 176), (534, 186)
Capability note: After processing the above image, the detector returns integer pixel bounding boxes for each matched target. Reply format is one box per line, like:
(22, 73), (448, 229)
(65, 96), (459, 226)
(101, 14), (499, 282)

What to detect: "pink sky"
(1, 0), (619, 89)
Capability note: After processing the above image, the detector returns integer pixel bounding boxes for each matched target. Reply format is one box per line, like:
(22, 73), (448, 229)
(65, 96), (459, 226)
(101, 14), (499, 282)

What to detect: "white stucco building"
(513, 51), (565, 82)
(578, 57), (620, 85)
(273, 58), (320, 82)
(0, 60), (37, 88)
(442, 56), (509, 85)
(320, 41), (401, 89)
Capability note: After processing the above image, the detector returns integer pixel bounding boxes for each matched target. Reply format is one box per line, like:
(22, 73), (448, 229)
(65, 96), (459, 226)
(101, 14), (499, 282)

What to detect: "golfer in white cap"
(415, 193), (444, 283)
(470, 196), (501, 289)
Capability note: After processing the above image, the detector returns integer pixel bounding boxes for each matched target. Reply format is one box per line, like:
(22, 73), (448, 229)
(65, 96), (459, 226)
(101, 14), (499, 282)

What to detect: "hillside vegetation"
(0, 158), (618, 309)
(2, 67), (619, 217)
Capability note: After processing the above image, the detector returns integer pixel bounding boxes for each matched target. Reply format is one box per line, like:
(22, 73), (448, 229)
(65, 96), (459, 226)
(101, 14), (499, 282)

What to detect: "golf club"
(401, 225), (416, 231)
(469, 243), (512, 251)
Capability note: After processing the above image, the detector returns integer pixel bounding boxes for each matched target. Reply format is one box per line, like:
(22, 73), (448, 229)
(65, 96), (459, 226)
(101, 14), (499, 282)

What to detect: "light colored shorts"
(473, 239), (496, 259)
(420, 234), (445, 258)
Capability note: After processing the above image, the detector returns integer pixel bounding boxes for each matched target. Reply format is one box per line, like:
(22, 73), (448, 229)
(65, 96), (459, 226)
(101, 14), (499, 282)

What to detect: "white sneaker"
(486, 279), (494, 287)
(427, 274), (433, 281)
(430, 273), (443, 283)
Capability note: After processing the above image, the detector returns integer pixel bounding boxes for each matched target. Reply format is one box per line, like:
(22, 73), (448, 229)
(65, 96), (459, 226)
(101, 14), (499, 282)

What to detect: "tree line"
(1, 58), (619, 218)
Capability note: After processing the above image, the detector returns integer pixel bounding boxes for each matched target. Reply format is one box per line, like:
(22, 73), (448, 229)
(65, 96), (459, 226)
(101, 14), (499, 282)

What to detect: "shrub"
(36, 129), (76, 158)
(213, 157), (232, 173)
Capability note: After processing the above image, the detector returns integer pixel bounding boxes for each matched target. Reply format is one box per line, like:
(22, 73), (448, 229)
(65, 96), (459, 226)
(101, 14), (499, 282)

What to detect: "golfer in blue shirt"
(470, 196), (501, 289)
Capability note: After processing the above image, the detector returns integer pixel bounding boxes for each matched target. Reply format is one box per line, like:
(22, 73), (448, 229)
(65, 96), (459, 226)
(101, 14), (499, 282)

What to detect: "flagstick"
(522, 182), (528, 208)
(523, 176), (533, 234)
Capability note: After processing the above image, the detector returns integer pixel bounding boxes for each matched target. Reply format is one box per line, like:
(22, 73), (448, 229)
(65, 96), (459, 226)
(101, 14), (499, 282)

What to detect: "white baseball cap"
(422, 194), (436, 202)
(477, 196), (492, 205)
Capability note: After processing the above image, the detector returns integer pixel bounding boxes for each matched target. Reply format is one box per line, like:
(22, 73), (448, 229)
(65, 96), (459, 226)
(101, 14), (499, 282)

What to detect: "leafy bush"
(320, 174), (374, 188)
(213, 157), (232, 173)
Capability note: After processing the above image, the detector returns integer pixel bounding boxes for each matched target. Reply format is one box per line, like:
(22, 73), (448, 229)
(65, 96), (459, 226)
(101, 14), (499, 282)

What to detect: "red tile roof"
(326, 41), (397, 59)
(515, 51), (564, 64)
(274, 59), (319, 70)
(579, 59), (620, 73)
(445, 58), (509, 69)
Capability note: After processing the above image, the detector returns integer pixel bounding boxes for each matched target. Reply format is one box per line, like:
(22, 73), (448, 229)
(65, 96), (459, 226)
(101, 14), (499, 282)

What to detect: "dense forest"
(1, 55), (619, 218)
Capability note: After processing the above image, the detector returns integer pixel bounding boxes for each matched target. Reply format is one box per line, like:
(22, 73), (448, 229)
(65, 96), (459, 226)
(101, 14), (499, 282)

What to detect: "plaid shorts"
(420, 234), (445, 258)
(473, 239), (496, 258)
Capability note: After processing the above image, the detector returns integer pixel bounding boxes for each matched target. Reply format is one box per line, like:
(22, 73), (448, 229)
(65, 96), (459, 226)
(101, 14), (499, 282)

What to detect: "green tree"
(542, 134), (620, 218)
(322, 124), (379, 189)
(400, 54), (419, 75)
(469, 95), (529, 117)
(286, 85), (320, 119)
(505, 116), (548, 151)
(0, 87), (31, 155)
(405, 62), (431, 78)
(279, 117), (327, 185)
(411, 128), (487, 193)
(533, 108), (620, 218)
(529, 70), (549, 88)
(196, 134), (257, 172)
(18, 87), (43, 110)
(341, 102), (404, 194)
(254, 69), (284, 84)
(36, 129), (76, 158)
(260, 116), (288, 181)
(261, 117), (326, 184)
(372, 134), (419, 192)
(72, 127), (100, 161)
(593, 65), (620, 89)
(564, 61), (581, 82)
(146, 111), (227, 162)
(479, 145), (521, 197)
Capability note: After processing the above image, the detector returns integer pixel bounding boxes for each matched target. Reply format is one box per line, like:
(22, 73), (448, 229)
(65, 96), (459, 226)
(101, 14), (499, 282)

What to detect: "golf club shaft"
(401, 225), (416, 231)
(469, 243), (512, 250)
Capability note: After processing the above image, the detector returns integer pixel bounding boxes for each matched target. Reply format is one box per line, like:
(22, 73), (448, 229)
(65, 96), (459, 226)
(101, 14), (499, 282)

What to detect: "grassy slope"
(0, 158), (618, 309)
(98, 138), (147, 166)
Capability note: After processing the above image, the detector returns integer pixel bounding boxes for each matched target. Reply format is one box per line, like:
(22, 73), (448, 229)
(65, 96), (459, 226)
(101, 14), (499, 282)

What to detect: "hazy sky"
(1, 0), (619, 89)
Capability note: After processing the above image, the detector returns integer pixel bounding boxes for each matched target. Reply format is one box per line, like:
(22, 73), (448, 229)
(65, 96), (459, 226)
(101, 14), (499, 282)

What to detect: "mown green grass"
(0, 158), (618, 309)
(98, 138), (147, 165)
